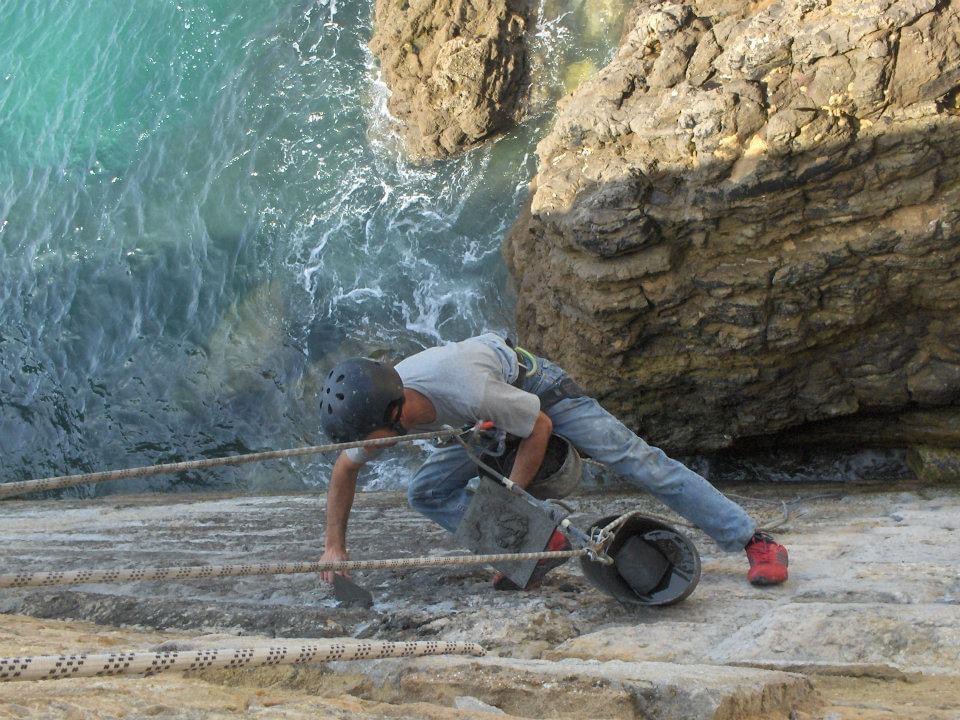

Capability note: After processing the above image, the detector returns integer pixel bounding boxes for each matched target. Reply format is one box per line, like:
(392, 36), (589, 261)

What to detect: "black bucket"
(579, 514), (701, 607)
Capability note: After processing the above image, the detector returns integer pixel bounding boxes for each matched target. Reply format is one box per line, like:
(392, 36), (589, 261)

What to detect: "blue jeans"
(406, 357), (756, 552)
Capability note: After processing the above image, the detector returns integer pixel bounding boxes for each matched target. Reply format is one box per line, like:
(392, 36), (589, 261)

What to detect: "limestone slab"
(335, 655), (817, 720)
(709, 602), (960, 676)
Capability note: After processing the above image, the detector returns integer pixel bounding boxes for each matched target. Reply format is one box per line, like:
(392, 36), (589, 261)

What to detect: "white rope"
(0, 428), (462, 500)
(0, 549), (588, 589)
(0, 639), (485, 683)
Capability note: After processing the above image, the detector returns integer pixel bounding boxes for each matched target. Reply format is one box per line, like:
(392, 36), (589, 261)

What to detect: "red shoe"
(493, 529), (571, 591)
(745, 532), (789, 586)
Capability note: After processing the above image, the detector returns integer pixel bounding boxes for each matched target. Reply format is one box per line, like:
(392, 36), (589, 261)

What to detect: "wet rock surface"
(505, 0), (960, 454)
(369, 0), (534, 161)
(2, 484), (960, 718)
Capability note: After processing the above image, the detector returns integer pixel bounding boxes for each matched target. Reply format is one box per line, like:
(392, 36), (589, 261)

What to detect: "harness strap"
(508, 345), (584, 409)
(512, 346), (538, 388)
(538, 376), (586, 410)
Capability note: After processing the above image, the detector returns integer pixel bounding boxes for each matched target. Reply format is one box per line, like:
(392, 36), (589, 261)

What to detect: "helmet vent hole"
(336, 374), (345, 382)
(327, 405), (333, 415)
(336, 393), (345, 400)
(326, 388), (330, 394)
(328, 370), (334, 379)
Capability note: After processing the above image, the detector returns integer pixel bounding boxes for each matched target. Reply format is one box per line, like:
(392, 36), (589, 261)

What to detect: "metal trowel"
(332, 574), (374, 608)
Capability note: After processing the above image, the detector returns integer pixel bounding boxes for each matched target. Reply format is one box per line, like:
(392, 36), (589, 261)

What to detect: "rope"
(0, 549), (588, 590)
(0, 428), (462, 501)
(0, 639), (485, 683)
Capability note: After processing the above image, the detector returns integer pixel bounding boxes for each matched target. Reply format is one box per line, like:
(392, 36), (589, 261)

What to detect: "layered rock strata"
(505, 0), (960, 453)
(370, 0), (534, 161)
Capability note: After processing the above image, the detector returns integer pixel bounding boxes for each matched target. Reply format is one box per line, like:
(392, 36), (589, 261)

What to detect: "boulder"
(505, 0), (960, 453)
(908, 445), (960, 482)
(370, 0), (534, 162)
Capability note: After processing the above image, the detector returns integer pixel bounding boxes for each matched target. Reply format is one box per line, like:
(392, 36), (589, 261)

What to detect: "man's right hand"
(321, 451), (362, 584)
(320, 546), (350, 583)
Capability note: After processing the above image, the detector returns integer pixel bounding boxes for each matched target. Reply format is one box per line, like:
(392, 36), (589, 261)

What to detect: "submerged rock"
(505, 0), (960, 453)
(562, 58), (598, 95)
(369, 0), (535, 162)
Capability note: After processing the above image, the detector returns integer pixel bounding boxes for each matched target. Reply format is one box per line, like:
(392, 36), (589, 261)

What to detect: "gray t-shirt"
(345, 333), (541, 465)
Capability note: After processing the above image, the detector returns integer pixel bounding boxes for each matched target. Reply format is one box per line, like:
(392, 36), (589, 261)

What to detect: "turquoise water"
(0, 0), (625, 494)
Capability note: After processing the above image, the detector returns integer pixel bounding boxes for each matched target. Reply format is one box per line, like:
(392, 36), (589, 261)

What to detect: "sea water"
(0, 0), (628, 494)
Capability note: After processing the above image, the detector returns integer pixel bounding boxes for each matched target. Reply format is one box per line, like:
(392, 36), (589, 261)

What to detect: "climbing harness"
(507, 343), (584, 409)
(537, 376), (586, 410)
(511, 345), (539, 387)
(0, 639), (485, 684)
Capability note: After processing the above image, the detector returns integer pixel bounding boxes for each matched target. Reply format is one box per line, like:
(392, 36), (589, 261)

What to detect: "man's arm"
(319, 450), (364, 582)
(509, 411), (552, 489)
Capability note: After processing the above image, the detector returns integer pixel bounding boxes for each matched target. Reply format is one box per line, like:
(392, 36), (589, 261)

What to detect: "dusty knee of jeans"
(641, 455), (695, 495)
(605, 434), (657, 466)
(614, 440), (686, 487)
(406, 478), (432, 508)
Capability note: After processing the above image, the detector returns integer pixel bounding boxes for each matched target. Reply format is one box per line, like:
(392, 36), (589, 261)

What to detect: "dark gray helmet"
(319, 358), (405, 443)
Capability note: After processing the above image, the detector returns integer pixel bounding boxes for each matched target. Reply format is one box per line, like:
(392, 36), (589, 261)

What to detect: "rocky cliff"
(3, 486), (960, 718)
(369, 0), (534, 161)
(505, 0), (960, 454)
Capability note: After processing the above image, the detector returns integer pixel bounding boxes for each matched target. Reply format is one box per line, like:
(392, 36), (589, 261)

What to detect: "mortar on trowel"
(456, 432), (701, 605)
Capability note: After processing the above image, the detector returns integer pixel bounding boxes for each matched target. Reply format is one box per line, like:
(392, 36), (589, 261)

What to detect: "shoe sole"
(749, 576), (787, 586)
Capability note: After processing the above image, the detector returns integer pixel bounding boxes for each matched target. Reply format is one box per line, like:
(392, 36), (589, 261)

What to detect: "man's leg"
(547, 395), (756, 552)
(406, 444), (478, 533)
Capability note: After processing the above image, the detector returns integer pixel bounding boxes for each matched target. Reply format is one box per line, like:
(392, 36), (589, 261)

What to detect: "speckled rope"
(0, 428), (462, 500)
(0, 549), (588, 589)
(0, 639), (485, 683)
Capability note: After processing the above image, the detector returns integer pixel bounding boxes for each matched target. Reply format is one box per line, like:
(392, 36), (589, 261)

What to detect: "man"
(319, 333), (788, 590)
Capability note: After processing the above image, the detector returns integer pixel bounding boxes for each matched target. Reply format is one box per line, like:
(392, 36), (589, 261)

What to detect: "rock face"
(909, 445), (960, 482)
(370, 0), (534, 162)
(4, 485), (960, 718)
(709, 602), (960, 677)
(505, 0), (960, 453)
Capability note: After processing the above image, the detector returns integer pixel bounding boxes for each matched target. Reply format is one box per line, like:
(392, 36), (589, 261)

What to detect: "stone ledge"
(709, 602), (960, 676)
(327, 655), (818, 720)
